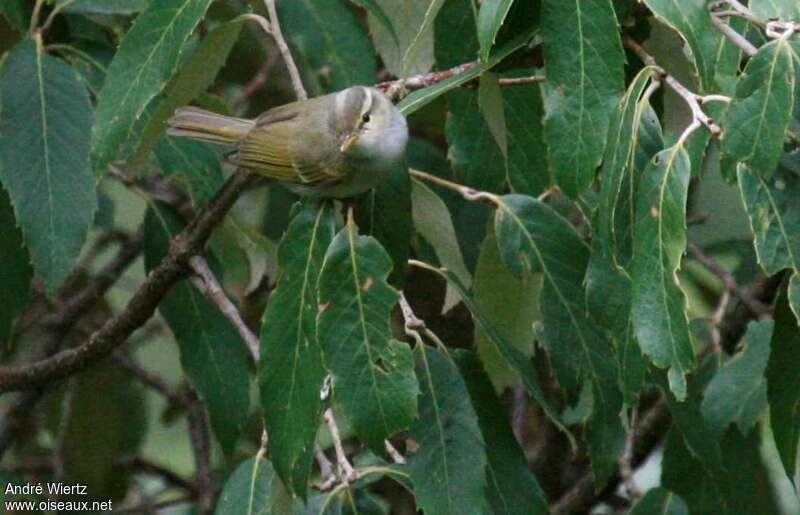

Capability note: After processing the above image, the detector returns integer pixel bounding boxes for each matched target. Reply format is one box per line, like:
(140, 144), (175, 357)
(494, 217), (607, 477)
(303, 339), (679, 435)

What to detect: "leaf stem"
(408, 169), (499, 204)
(263, 0), (308, 101)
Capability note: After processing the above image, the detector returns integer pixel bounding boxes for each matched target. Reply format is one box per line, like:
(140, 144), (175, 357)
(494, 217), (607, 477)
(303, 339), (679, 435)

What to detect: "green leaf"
(503, 71), (549, 197)
(279, 0), (377, 92)
(398, 30), (531, 115)
(454, 350), (549, 515)
(215, 454), (280, 515)
(0, 186), (32, 345)
(408, 345), (489, 515)
(354, 163), (412, 288)
(750, 0), (800, 22)
(347, 0), (398, 45)
(130, 17), (243, 168)
(91, 0), (213, 173)
(701, 321), (772, 436)
(410, 178), (472, 312)
(0, 0), (30, 31)
(144, 204), (250, 454)
(473, 224), (539, 391)
(478, 72), (507, 157)
(587, 67), (658, 334)
(766, 285), (800, 480)
(259, 202), (335, 497)
(540, 0), (625, 197)
(63, 0), (149, 14)
(738, 166), (800, 275)
(0, 38), (96, 296)
(477, 0), (515, 62)
(367, 0), (437, 77)
(641, 0), (722, 92)
(434, 0), (479, 68)
(154, 137), (223, 205)
(631, 145), (695, 400)
(629, 488), (689, 515)
(317, 220), (418, 452)
(418, 263), (574, 446)
(721, 38), (795, 179)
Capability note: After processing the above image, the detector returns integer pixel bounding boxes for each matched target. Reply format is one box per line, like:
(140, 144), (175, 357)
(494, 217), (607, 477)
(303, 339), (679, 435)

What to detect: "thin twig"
(186, 388), (215, 515)
(323, 409), (356, 483)
(623, 37), (725, 139)
(686, 242), (772, 316)
(409, 169), (499, 204)
(234, 49), (281, 109)
(52, 378), (76, 496)
(709, 10), (758, 57)
(263, 0), (307, 101)
(709, 290), (731, 357)
(189, 256), (260, 362)
(39, 0), (78, 34)
(385, 440), (406, 465)
(618, 407), (641, 499)
(314, 444), (337, 490)
(498, 75), (547, 86)
(118, 456), (194, 492)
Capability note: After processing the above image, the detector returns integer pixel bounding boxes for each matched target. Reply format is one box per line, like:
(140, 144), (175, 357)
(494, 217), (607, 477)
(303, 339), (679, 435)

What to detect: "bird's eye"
(362, 113), (371, 124)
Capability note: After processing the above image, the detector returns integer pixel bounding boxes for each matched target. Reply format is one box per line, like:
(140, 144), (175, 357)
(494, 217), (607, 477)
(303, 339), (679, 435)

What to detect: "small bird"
(167, 86), (408, 198)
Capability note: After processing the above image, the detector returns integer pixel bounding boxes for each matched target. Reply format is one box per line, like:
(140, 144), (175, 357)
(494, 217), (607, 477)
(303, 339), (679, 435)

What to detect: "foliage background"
(0, 0), (798, 514)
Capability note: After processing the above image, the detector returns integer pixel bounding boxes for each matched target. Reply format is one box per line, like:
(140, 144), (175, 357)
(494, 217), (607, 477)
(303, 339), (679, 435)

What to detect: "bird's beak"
(340, 132), (359, 153)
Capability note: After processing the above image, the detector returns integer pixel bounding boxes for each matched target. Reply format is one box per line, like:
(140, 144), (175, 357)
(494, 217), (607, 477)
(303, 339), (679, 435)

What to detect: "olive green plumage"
(167, 86), (408, 198)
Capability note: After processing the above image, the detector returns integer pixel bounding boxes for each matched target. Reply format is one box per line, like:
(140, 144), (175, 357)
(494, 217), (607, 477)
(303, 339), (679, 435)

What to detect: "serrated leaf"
(478, 72), (507, 157)
(473, 224), (539, 391)
(408, 345), (488, 515)
(154, 137), (223, 205)
(0, 186), (32, 345)
(398, 30), (531, 115)
(278, 0), (376, 92)
(750, 0), (800, 22)
(130, 17), (243, 168)
(702, 321), (772, 436)
(503, 71), (549, 197)
(418, 264), (574, 446)
(738, 166), (800, 275)
(629, 488), (689, 515)
(410, 178), (472, 312)
(0, 38), (96, 296)
(354, 163), (412, 288)
(631, 145), (695, 400)
(767, 285), (800, 480)
(144, 204), (250, 454)
(62, 0), (149, 14)
(642, 0), (722, 92)
(91, 0), (213, 173)
(541, 0), (625, 197)
(477, 0), (516, 63)
(317, 220), (418, 452)
(367, 0), (436, 77)
(721, 38), (795, 179)
(259, 202), (335, 497)
(454, 350), (549, 515)
(215, 454), (279, 515)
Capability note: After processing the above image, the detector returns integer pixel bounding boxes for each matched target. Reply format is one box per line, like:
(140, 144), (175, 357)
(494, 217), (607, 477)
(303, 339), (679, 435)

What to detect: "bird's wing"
(232, 104), (345, 184)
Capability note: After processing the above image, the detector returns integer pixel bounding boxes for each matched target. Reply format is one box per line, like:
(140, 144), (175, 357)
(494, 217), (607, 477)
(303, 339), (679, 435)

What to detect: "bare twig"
(618, 407), (641, 499)
(709, 290), (731, 357)
(118, 456), (194, 492)
(385, 440), (406, 465)
(0, 170), (256, 392)
(409, 169), (499, 204)
(314, 444), (337, 490)
(623, 37), (726, 139)
(189, 256), (260, 362)
(263, 0), (307, 101)
(709, 10), (757, 56)
(323, 409), (356, 483)
(498, 75), (547, 86)
(687, 242), (772, 316)
(234, 49), (281, 109)
(52, 379), (76, 495)
(187, 388), (215, 515)
(398, 293), (447, 351)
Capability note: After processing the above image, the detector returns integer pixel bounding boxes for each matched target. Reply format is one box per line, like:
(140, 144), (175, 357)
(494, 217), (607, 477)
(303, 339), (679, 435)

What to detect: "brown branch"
(118, 455), (194, 492)
(0, 170), (256, 393)
(187, 389), (215, 515)
(687, 242), (772, 316)
(263, 0), (307, 101)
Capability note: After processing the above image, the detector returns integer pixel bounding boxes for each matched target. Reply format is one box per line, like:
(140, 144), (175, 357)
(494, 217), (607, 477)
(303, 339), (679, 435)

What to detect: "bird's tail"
(167, 107), (255, 145)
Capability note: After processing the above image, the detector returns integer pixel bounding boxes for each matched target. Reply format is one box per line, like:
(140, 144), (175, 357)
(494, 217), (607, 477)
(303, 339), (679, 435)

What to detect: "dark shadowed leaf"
(478, 72), (507, 157)
(721, 38), (795, 179)
(540, 0), (625, 197)
(347, 0), (398, 45)
(631, 145), (695, 400)
(0, 38), (96, 296)
(408, 345), (488, 515)
(629, 487), (689, 515)
(477, 0), (516, 62)
(766, 285), (800, 480)
(259, 202), (335, 497)
(91, 0), (214, 173)
(144, 204), (250, 454)
(317, 219), (418, 452)
(279, 0), (377, 92)
(702, 321), (772, 436)
(0, 186), (32, 344)
(454, 350), (549, 515)
(154, 137), (224, 205)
